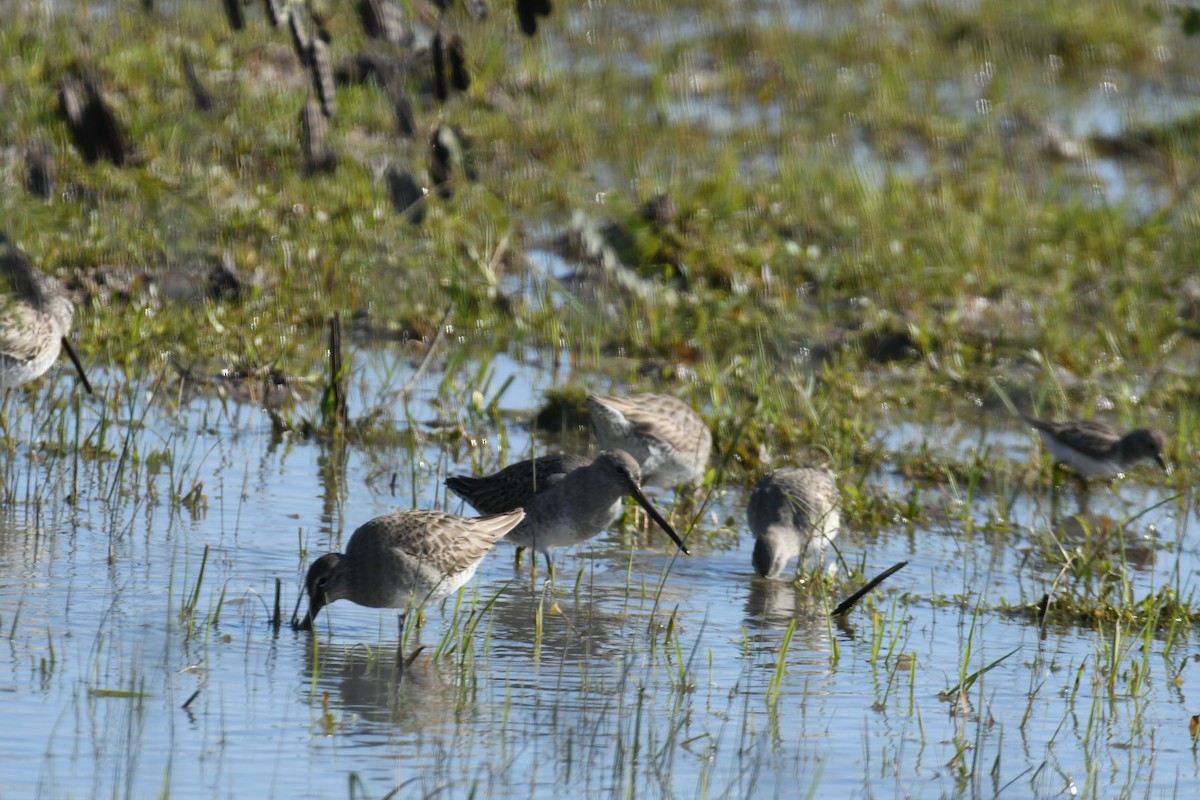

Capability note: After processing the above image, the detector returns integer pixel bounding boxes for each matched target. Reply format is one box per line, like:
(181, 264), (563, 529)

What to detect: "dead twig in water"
(401, 306), (452, 397)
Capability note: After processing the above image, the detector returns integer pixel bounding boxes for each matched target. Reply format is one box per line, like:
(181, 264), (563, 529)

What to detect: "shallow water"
(1, 349), (1196, 799)
(6, 0), (1200, 796)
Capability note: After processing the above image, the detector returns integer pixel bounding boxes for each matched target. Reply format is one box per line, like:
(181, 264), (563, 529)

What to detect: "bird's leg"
(395, 613), (407, 679)
(1074, 475), (1091, 515)
(514, 545), (525, 569)
(395, 612), (425, 679)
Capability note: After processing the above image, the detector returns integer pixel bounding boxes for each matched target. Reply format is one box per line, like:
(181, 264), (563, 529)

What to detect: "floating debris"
(554, 211), (684, 307)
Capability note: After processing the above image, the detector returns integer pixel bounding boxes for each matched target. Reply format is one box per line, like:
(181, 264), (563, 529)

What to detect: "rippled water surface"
(5, 0), (1200, 797)
(1, 346), (1197, 799)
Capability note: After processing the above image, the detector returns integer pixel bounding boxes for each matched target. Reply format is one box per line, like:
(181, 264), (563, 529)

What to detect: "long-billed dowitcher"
(295, 508), (525, 631)
(748, 467), (840, 579)
(586, 393), (711, 488)
(1022, 415), (1167, 479)
(445, 449), (689, 570)
(0, 234), (92, 395)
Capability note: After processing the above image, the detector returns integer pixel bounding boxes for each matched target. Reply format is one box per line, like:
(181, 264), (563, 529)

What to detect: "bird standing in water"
(1022, 415), (1167, 480)
(446, 449), (688, 578)
(748, 467), (840, 580)
(295, 508), (526, 633)
(0, 234), (92, 408)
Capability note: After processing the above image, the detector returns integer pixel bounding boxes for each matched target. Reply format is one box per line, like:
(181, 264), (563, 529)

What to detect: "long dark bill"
(292, 590), (324, 632)
(60, 337), (93, 394)
(629, 485), (690, 555)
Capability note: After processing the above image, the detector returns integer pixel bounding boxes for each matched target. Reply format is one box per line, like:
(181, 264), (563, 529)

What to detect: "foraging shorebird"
(586, 393), (711, 488)
(446, 449), (688, 573)
(1022, 415), (1168, 480)
(0, 234), (91, 395)
(295, 508), (525, 631)
(748, 467), (840, 579)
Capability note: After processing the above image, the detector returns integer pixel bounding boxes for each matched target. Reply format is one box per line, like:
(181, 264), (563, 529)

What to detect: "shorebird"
(748, 467), (840, 579)
(0, 234), (92, 396)
(445, 449), (688, 574)
(1022, 415), (1168, 480)
(586, 393), (711, 488)
(294, 508), (525, 632)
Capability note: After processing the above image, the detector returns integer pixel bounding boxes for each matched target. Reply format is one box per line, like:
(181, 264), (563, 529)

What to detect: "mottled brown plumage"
(587, 393), (711, 488)
(296, 508), (525, 631)
(447, 450), (687, 555)
(748, 468), (840, 579)
(0, 235), (91, 394)
(1023, 416), (1167, 479)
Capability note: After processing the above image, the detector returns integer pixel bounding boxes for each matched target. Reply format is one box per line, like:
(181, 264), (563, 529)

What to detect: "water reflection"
(741, 578), (844, 677)
(482, 562), (686, 665)
(1022, 511), (1161, 575)
(300, 637), (464, 732)
(744, 577), (828, 629)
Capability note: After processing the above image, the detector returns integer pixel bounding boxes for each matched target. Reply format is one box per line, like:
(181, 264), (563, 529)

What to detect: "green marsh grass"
(4, 0), (1200, 796)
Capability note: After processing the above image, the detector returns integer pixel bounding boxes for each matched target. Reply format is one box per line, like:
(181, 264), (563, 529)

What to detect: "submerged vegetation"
(2, 0), (1200, 796)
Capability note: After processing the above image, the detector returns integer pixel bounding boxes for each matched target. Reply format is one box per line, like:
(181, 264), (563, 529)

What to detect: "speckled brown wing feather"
(0, 239), (58, 361)
(1022, 416), (1123, 453)
(0, 300), (56, 362)
(446, 454), (592, 514)
(591, 393), (711, 457)
(749, 468), (839, 533)
(345, 509), (524, 577)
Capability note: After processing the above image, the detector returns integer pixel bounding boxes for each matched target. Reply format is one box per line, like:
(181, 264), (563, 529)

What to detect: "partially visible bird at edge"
(586, 393), (712, 489)
(0, 234), (92, 404)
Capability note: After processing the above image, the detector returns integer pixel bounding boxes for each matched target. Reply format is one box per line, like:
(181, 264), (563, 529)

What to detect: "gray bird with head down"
(295, 508), (525, 632)
(748, 467), (840, 580)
